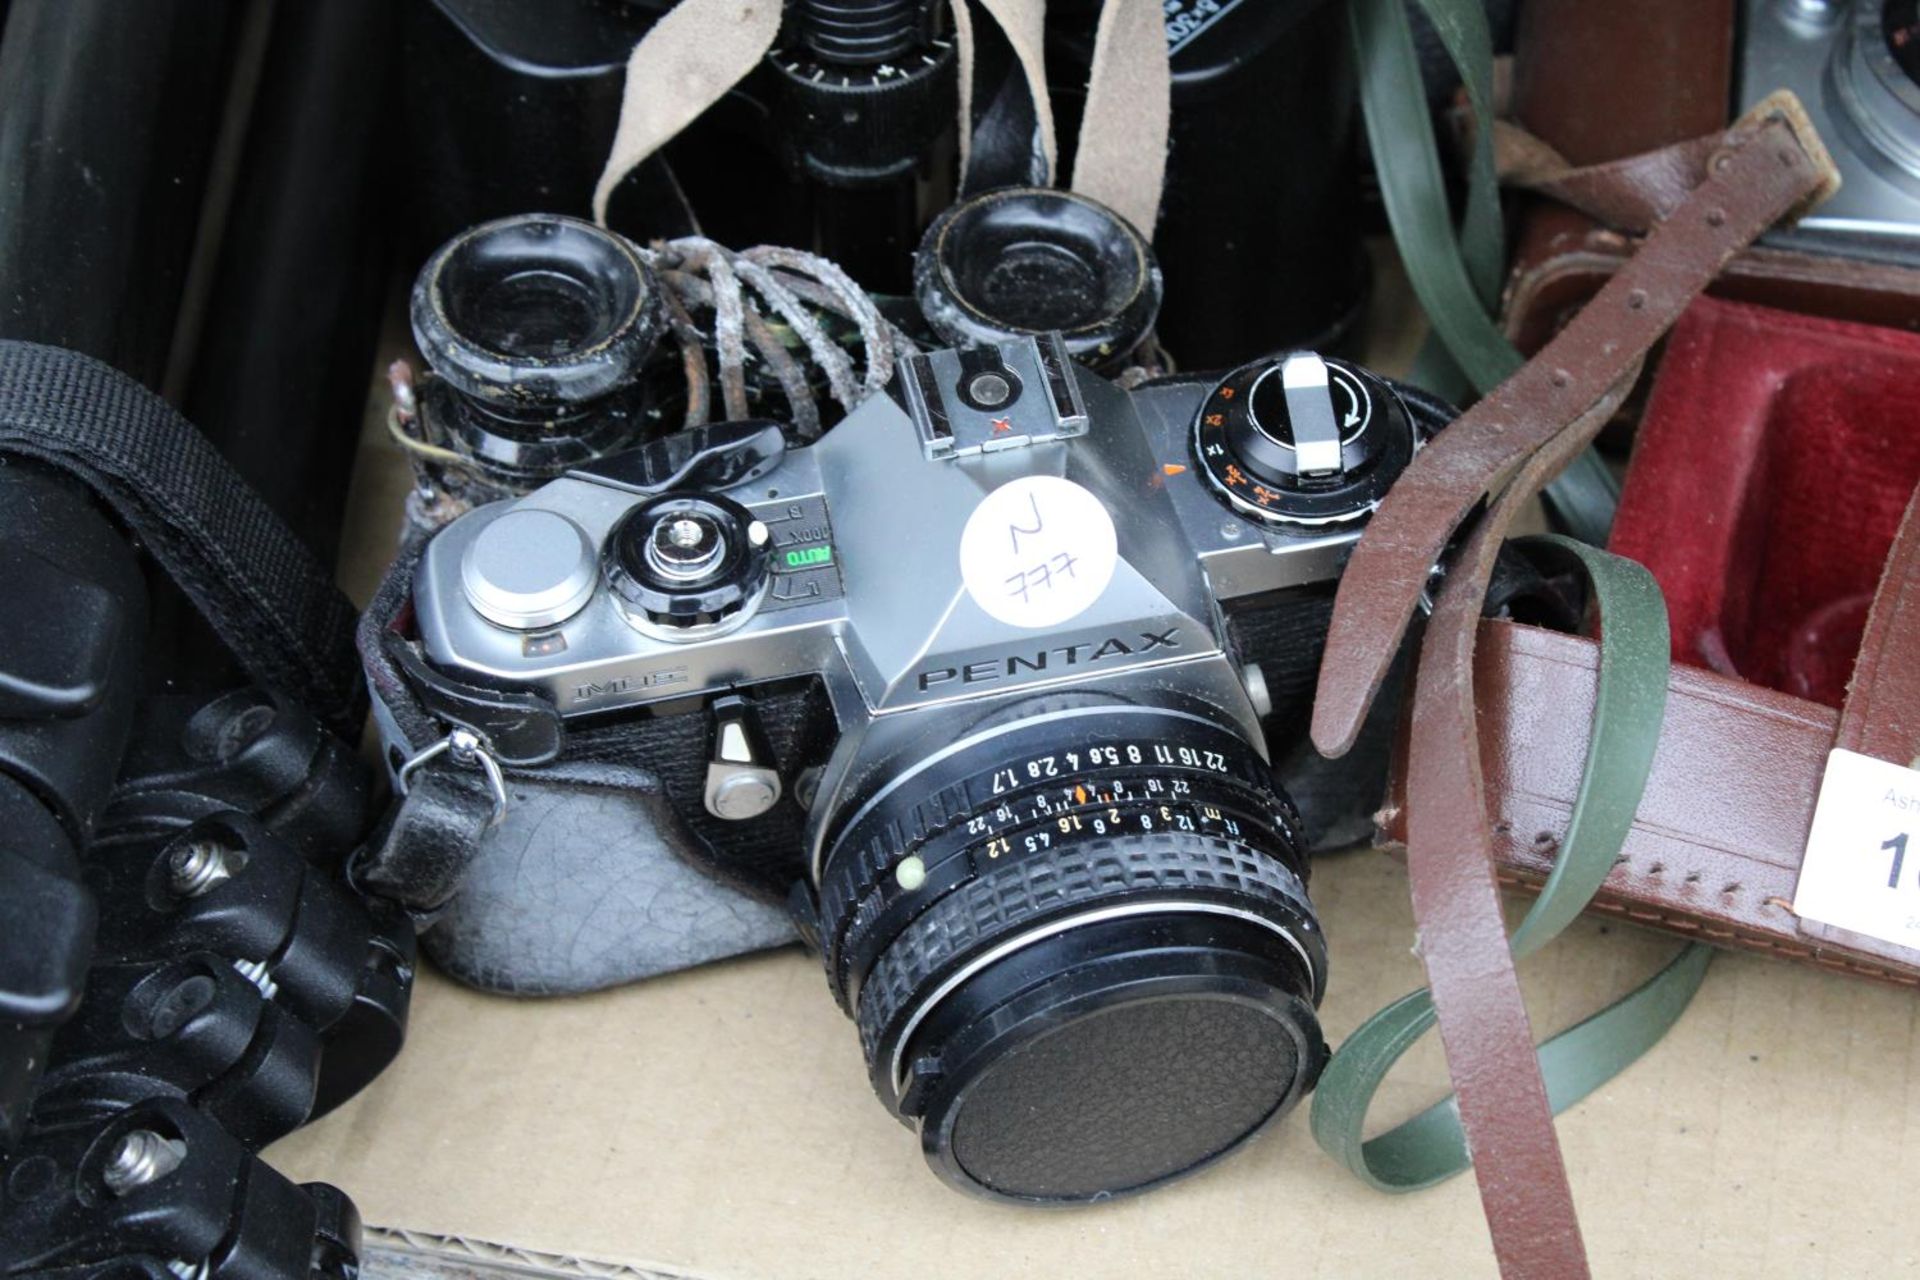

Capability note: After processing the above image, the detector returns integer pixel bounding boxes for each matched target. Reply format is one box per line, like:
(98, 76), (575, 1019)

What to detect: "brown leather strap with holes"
(1402, 376), (1638, 1280)
(1318, 94), (1839, 1279)
(1310, 92), (1838, 763)
(1494, 120), (1722, 233)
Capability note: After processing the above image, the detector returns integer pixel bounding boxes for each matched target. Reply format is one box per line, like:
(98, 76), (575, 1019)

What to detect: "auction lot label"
(1794, 748), (1920, 950)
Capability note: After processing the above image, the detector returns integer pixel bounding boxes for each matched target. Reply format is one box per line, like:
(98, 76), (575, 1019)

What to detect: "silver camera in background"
(1741, 0), (1920, 257)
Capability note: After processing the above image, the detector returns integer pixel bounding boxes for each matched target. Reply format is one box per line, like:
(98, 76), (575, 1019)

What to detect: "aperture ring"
(855, 830), (1321, 1097)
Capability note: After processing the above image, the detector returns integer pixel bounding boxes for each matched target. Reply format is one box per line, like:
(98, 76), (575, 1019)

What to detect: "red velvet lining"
(1610, 296), (1920, 707)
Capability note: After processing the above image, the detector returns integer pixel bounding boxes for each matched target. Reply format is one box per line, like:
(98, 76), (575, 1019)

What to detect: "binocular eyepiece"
(411, 213), (665, 486)
(914, 187), (1163, 374)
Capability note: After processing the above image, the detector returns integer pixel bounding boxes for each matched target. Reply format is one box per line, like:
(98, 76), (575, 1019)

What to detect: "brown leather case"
(1503, 0), (1920, 354)
(1379, 620), (1920, 988)
(1465, 9), (1920, 991)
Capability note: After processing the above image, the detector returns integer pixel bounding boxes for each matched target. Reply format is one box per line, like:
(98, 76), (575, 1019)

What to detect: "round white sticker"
(958, 476), (1119, 629)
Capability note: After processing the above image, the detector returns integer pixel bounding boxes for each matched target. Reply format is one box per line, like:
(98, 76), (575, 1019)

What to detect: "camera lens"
(1889, 0), (1920, 89)
(1831, 0), (1920, 187)
(811, 699), (1325, 1203)
(914, 188), (1164, 373)
(410, 214), (666, 486)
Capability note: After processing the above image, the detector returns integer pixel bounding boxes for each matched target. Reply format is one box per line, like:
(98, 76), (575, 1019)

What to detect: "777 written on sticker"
(957, 475), (1118, 630)
(1792, 748), (1920, 950)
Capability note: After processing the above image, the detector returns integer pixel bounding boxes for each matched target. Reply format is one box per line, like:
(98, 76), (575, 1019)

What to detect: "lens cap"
(894, 911), (1324, 1203)
(914, 187), (1163, 372)
(849, 818), (1325, 1203)
(411, 212), (664, 411)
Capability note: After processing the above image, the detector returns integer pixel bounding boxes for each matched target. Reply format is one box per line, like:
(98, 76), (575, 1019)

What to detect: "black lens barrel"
(811, 700), (1326, 1203)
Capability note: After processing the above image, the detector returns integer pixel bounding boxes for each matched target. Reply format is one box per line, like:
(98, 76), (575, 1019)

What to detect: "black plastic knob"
(914, 187), (1163, 373)
(1192, 352), (1418, 527)
(603, 493), (772, 633)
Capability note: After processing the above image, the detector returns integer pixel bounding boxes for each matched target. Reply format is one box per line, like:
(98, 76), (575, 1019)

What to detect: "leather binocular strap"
(1066, 0), (1170, 234)
(948, 0), (1172, 232)
(591, 0), (783, 227)
(1311, 91), (1839, 761)
(592, 0), (1170, 236)
(1312, 97), (1837, 1280)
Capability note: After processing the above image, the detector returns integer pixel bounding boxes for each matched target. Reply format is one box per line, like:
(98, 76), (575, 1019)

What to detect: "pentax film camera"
(388, 328), (1431, 1203)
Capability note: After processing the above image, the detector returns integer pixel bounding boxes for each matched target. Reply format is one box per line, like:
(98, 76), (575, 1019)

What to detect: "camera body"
(404, 332), (1424, 1200)
(1740, 0), (1920, 257)
(414, 335), (1410, 752)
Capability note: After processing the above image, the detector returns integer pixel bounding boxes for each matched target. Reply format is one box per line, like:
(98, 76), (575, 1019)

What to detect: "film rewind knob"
(1192, 351), (1420, 528)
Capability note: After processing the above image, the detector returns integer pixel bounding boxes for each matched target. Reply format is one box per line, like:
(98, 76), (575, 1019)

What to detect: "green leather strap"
(1349, 0), (1620, 545)
(1310, 536), (1712, 1192)
(1408, 0), (1503, 311)
(1350, 0), (1515, 389)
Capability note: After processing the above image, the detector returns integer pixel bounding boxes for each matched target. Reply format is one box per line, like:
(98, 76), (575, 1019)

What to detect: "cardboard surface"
(269, 853), (1920, 1279)
(269, 248), (1920, 1278)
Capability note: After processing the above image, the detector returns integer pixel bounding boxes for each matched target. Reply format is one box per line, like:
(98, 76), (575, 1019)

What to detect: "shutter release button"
(461, 507), (598, 630)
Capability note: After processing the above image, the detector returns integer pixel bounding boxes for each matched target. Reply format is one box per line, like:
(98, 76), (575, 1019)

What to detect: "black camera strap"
(0, 340), (364, 740)
(354, 540), (536, 917)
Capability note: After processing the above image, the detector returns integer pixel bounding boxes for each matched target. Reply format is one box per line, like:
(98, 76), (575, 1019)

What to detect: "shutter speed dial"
(603, 492), (772, 640)
(1192, 352), (1419, 527)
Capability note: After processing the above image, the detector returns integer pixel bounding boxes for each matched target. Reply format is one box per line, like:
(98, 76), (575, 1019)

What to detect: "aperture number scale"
(987, 742), (1231, 796)
(946, 751), (1280, 871)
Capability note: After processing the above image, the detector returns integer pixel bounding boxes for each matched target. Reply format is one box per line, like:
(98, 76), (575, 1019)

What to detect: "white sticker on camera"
(958, 476), (1118, 630)
(1792, 748), (1920, 950)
